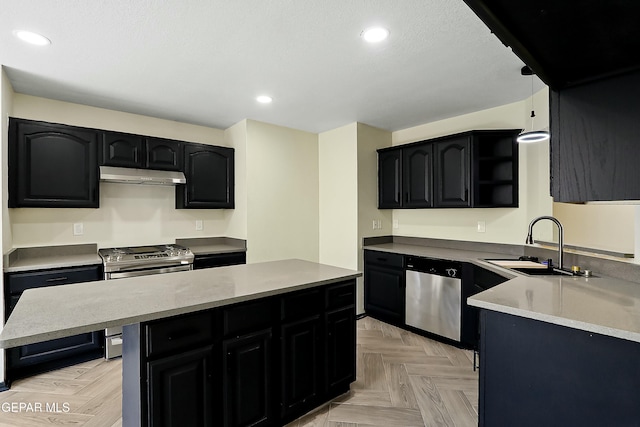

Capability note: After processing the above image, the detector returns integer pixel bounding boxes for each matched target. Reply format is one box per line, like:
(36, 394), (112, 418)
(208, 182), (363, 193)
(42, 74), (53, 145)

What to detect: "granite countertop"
(4, 244), (102, 273)
(365, 243), (640, 343)
(0, 259), (361, 349)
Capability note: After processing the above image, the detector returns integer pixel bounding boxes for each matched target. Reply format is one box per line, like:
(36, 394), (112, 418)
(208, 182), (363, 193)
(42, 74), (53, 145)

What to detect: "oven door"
(106, 264), (192, 280)
(104, 264), (192, 359)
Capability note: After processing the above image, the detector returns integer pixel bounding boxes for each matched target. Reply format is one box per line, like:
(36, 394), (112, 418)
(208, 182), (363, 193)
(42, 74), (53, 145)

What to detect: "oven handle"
(107, 265), (192, 279)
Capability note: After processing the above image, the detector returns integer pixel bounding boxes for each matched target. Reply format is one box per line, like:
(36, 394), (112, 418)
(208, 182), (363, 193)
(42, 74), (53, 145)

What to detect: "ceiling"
(0, 0), (544, 134)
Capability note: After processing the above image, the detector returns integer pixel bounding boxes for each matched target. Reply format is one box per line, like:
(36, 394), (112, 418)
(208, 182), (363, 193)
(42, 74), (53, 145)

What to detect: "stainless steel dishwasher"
(405, 256), (462, 342)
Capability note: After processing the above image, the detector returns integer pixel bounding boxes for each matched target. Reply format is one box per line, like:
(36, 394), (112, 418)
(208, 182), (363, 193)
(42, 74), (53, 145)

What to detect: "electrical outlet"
(393, 220), (399, 229)
(195, 220), (203, 231)
(73, 223), (84, 236)
(477, 221), (486, 233)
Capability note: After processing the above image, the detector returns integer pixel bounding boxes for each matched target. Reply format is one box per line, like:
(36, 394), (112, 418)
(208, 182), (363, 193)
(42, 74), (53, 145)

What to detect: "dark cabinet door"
(177, 144), (235, 209)
(325, 306), (356, 396)
(364, 264), (404, 324)
(5, 265), (104, 381)
(403, 144), (433, 208)
(222, 329), (273, 427)
(378, 149), (403, 208)
(146, 138), (183, 171)
(101, 132), (144, 168)
(9, 119), (99, 208)
(434, 137), (471, 207)
(148, 346), (214, 427)
(193, 252), (246, 270)
(280, 316), (322, 419)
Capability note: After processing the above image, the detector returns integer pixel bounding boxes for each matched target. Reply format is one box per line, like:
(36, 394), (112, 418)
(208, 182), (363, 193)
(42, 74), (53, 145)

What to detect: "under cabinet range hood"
(99, 166), (186, 185)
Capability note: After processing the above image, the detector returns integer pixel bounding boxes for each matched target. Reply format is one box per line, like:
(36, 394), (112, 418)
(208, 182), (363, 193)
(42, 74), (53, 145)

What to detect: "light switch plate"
(195, 220), (203, 231)
(477, 221), (486, 233)
(73, 223), (84, 236)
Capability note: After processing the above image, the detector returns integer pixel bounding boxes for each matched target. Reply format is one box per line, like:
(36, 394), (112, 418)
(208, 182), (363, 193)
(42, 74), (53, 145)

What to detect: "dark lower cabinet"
(364, 251), (405, 325)
(223, 329), (273, 427)
(125, 280), (356, 427)
(148, 346), (214, 427)
(280, 316), (322, 419)
(479, 310), (640, 427)
(4, 265), (104, 382)
(193, 252), (246, 270)
(325, 306), (356, 395)
(9, 118), (99, 208)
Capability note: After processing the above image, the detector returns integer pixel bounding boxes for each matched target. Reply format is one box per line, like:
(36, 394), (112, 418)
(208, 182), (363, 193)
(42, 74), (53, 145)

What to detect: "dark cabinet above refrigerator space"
(462, 1), (640, 90)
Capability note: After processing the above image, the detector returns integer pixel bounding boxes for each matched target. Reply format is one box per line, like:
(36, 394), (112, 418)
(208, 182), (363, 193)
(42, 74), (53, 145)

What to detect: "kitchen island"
(0, 259), (361, 426)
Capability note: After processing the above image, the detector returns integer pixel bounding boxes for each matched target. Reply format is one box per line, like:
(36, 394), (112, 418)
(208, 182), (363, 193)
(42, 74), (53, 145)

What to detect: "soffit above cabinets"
(462, 0), (640, 89)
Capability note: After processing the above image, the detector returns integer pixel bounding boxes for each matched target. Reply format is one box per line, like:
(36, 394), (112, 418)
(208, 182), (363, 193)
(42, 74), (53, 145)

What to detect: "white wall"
(224, 120), (248, 240)
(1, 66), (16, 385)
(390, 89), (554, 244)
(245, 120), (319, 263)
(9, 94), (232, 248)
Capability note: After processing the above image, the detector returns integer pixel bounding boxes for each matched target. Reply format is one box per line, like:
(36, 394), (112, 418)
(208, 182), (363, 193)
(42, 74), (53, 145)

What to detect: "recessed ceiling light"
(13, 30), (51, 46)
(256, 95), (273, 104)
(361, 27), (390, 43)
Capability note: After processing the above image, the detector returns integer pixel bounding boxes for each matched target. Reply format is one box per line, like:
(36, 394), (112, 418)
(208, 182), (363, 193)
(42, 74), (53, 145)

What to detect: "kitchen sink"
(484, 258), (575, 277)
(510, 267), (574, 276)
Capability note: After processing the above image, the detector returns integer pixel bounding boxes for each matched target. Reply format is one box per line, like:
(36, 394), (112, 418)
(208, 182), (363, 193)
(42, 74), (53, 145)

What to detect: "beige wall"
(390, 89), (554, 244)
(245, 120), (319, 263)
(319, 123), (359, 269)
(9, 94), (233, 248)
(224, 120), (248, 240)
(0, 66), (15, 384)
(553, 203), (635, 254)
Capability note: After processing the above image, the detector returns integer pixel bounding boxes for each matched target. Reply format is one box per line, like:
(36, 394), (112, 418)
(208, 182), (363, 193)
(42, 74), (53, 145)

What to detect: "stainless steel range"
(98, 244), (194, 359)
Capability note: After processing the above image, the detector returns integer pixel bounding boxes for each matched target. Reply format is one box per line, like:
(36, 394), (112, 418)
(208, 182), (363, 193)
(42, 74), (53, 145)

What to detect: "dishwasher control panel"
(406, 256), (462, 279)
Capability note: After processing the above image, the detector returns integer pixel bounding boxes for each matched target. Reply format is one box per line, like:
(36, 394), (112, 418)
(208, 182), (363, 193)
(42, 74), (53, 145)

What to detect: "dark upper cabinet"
(403, 144), (433, 208)
(101, 132), (144, 168)
(551, 71), (640, 202)
(379, 130), (518, 209)
(145, 137), (183, 171)
(101, 133), (182, 171)
(462, 1), (640, 90)
(434, 136), (471, 208)
(177, 143), (235, 209)
(378, 149), (402, 208)
(9, 118), (99, 208)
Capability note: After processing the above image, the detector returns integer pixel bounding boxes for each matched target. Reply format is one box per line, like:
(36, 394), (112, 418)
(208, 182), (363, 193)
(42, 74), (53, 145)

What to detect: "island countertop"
(0, 259), (361, 349)
(365, 242), (640, 343)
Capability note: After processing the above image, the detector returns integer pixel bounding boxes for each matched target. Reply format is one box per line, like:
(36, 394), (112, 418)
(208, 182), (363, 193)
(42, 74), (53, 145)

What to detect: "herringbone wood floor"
(0, 317), (478, 426)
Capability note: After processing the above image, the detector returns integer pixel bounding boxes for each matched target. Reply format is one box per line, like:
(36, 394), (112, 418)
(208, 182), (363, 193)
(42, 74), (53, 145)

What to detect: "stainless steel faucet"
(526, 216), (564, 270)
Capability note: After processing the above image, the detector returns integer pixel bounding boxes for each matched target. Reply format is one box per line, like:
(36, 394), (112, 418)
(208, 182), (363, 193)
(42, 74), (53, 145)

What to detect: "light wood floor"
(0, 317), (478, 426)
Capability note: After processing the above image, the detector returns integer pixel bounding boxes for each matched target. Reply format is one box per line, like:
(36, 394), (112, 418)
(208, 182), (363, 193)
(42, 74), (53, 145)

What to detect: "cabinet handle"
(45, 277), (68, 282)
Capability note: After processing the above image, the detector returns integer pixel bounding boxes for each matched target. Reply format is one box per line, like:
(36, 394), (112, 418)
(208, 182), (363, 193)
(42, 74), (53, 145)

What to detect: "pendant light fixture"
(517, 66), (550, 143)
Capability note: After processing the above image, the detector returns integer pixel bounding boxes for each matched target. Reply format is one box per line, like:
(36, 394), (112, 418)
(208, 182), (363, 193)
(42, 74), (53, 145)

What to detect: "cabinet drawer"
(146, 311), (213, 358)
(6, 265), (103, 294)
(326, 281), (355, 310)
(281, 288), (323, 321)
(223, 299), (273, 337)
(364, 251), (404, 269)
(193, 252), (246, 270)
